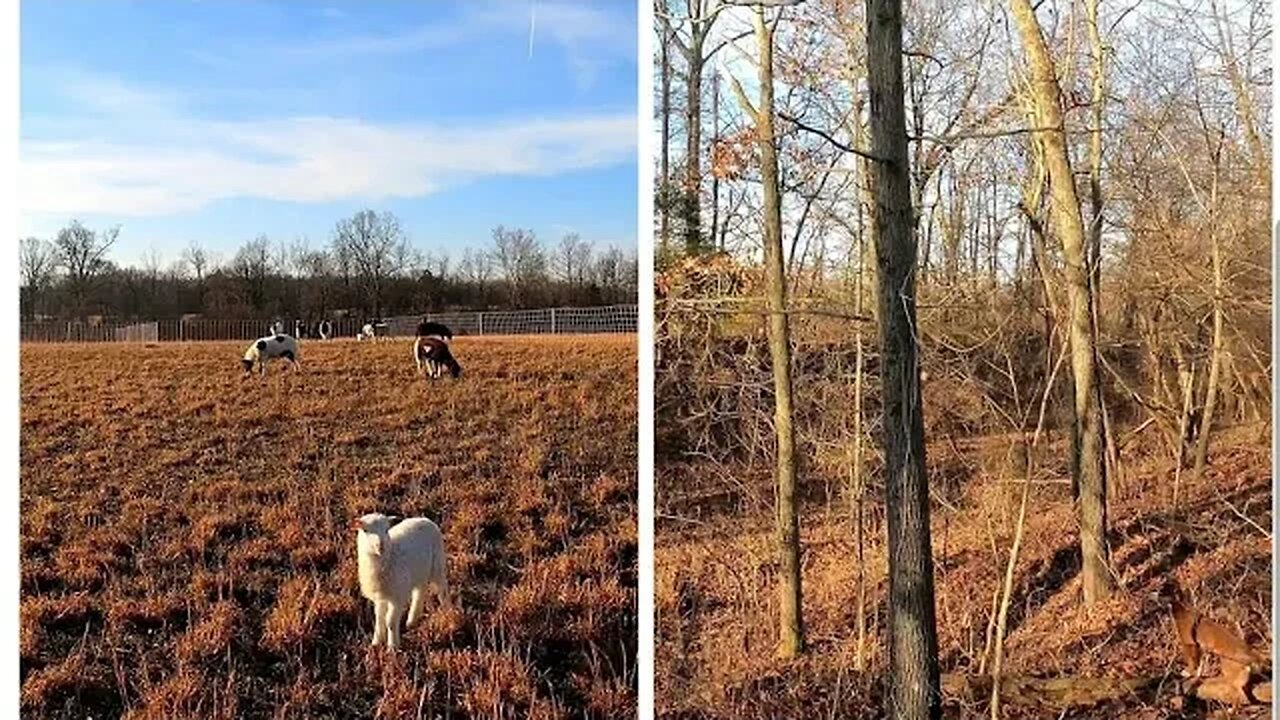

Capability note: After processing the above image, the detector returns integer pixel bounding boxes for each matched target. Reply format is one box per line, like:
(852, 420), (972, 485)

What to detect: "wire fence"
(19, 304), (638, 343)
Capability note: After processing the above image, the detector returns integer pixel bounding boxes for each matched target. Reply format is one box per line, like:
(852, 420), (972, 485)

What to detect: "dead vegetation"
(655, 424), (1271, 720)
(20, 335), (637, 719)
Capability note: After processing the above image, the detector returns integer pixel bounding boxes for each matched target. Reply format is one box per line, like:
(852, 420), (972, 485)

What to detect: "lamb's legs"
(372, 600), (388, 647)
(385, 601), (406, 648)
(406, 588), (425, 626)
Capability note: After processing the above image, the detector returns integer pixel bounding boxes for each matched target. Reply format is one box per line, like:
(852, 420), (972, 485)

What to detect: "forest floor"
(656, 424), (1272, 719)
(20, 335), (638, 719)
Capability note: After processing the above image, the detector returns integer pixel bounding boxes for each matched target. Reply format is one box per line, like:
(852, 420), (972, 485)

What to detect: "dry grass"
(20, 335), (637, 719)
(656, 426), (1272, 719)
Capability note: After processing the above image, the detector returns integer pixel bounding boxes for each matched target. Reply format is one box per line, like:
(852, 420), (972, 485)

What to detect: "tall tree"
(53, 220), (119, 319)
(867, 0), (941, 714)
(179, 244), (205, 283)
(181, 240), (210, 307)
(1008, 0), (1113, 604)
(658, 9), (674, 252)
(459, 247), (494, 294)
(591, 246), (636, 294)
(331, 209), (413, 320)
(491, 226), (547, 307)
(295, 246), (334, 319)
(661, 0), (726, 253)
(232, 235), (274, 313)
(554, 233), (594, 288)
(19, 237), (58, 319)
(729, 0), (804, 658)
(1190, 123), (1228, 479)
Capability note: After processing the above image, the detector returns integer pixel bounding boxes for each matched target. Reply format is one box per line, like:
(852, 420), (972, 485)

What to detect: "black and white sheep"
(241, 334), (301, 376)
(412, 336), (462, 379)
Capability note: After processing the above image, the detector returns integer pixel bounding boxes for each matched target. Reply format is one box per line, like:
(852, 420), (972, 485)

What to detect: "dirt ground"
(20, 335), (638, 719)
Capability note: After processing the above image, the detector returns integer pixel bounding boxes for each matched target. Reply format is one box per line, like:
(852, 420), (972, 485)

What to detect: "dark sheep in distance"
(416, 319), (454, 344)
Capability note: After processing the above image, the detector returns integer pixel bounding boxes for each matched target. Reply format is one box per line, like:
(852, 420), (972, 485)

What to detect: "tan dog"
(1163, 583), (1268, 705)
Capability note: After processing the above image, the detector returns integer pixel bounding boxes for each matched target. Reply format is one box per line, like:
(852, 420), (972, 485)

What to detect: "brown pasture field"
(20, 334), (638, 719)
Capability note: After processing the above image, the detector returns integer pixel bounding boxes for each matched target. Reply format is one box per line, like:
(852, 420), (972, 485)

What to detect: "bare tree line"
(20, 211), (638, 322)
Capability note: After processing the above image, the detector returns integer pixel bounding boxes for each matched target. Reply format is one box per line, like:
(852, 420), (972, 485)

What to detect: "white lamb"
(353, 512), (450, 649)
(241, 333), (301, 376)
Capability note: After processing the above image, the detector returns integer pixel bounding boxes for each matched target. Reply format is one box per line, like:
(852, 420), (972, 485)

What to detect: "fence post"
(550, 308), (557, 334)
(477, 312), (484, 336)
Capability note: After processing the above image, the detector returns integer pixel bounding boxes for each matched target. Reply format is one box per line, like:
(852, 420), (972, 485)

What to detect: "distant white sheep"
(353, 512), (450, 649)
(242, 334), (301, 376)
(357, 323), (376, 342)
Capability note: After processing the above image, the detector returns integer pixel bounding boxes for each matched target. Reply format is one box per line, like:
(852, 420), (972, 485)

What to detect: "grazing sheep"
(416, 320), (454, 345)
(353, 512), (450, 649)
(317, 320), (332, 340)
(242, 334), (301, 376)
(413, 336), (462, 379)
(357, 323), (376, 342)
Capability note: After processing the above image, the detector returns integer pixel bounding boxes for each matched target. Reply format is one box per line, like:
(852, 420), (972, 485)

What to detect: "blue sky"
(19, 1), (638, 268)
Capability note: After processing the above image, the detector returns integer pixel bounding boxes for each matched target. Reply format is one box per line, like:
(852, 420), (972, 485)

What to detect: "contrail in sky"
(527, 1), (537, 60)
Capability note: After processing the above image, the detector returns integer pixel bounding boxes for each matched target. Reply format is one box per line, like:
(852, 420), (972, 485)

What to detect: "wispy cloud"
(20, 69), (635, 217)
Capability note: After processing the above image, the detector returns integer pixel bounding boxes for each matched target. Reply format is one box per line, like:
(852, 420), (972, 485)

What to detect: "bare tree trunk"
(685, 30), (706, 252)
(739, 5), (804, 658)
(711, 71), (722, 252)
(660, 21), (672, 252)
(1102, 398), (1121, 499)
(988, 170), (999, 287)
(853, 171), (868, 672)
(1085, 0), (1105, 293)
(867, 0), (941, 714)
(850, 88), (880, 323)
(1173, 350), (1196, 507)
(1085, 0), (1121, 501)
(1193, 154), (1224, 478)
(1008, 0), (1113, 605)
